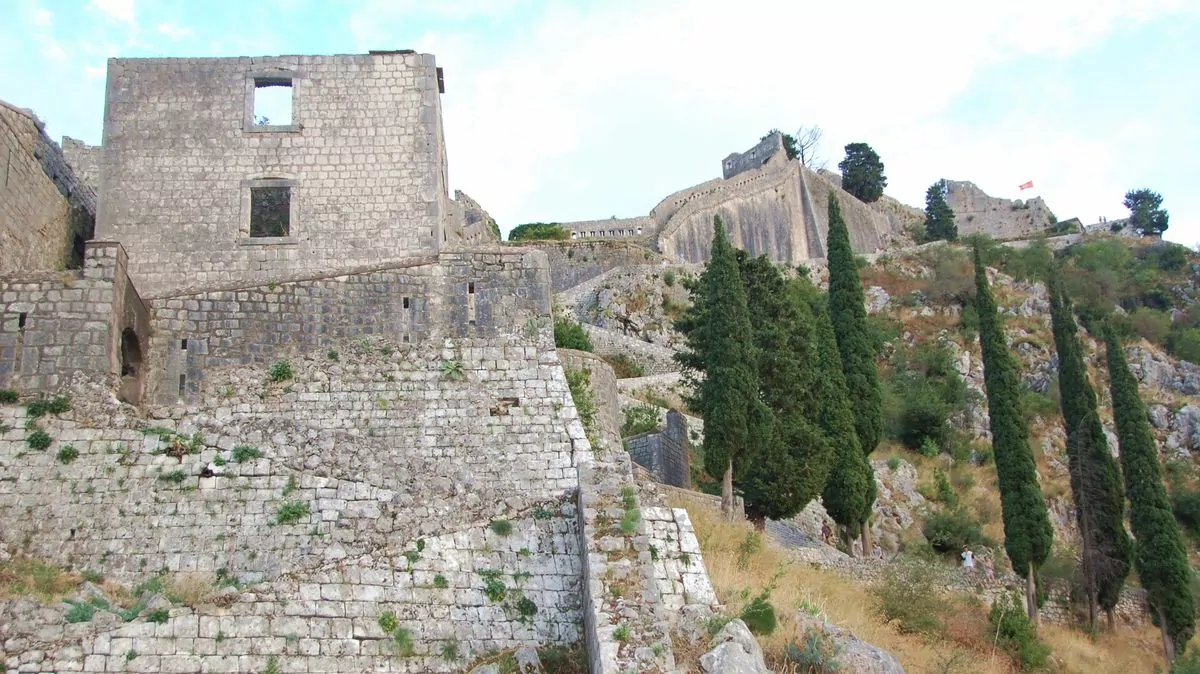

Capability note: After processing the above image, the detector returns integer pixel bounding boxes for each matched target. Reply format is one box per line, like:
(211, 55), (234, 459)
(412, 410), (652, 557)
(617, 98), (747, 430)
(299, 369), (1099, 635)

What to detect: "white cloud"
(39, 37), (67, 62)
(156, 23), (192, 41)
(394, 0), (1196, 231)
(90, 0), (136, 23)
(84, 64), (106, 79)
(32, 8), (52, 27)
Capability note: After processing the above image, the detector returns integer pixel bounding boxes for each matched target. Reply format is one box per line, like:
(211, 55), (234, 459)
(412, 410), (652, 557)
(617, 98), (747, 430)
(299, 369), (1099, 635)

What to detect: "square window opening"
(180, 339), (188, 350)
(402, 297), (410, 309)
(468, 281), (475, 294)
(250, 186), (291, 237)
(253, 79), (293, 126)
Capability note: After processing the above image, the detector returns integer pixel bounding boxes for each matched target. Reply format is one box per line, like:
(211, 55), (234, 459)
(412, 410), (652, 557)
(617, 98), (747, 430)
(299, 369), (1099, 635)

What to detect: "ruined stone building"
(0, 52), (716, 673)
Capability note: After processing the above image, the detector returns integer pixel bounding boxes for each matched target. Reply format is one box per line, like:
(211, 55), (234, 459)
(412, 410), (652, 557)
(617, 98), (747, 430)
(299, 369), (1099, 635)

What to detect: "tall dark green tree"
(675, 217), (770, 516)
(1048, 270), (1131, 630)
(737, 255), (835, 524)
(924, 179), (958, 242)
(973, 247), (1053, 622)
(1104, 327), (1194, 662)
(826, 193), (882, 551)
(838, 143), (887, 203)
(812, 294), (873, 550)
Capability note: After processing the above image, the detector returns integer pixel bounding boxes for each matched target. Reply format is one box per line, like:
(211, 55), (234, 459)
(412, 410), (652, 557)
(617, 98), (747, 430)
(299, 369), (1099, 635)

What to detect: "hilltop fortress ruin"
(0, 52), (719, 673)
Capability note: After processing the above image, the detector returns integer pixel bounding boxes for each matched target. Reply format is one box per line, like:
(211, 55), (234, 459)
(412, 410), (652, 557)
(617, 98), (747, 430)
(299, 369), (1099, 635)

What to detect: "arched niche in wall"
(118, 327), (144, 405)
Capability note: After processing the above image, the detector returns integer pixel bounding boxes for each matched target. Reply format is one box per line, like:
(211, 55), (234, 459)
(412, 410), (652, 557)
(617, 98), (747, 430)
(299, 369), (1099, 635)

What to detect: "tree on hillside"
(1104, 326), (1194, 662)
(825, 193), (882, 551)
(1123, 188), (1169, 237)
(1047, 270), (1131, 630)
(737, 255), (835, 524)
(675, 217), (770, 516)
(973, 246), (1053, 622)
(924, 179), (958, 242)
(838, 143), (887, 203)
(811, 293), (873, 552)
(763, 126), (824, 168)
(508, 222), (570, 242)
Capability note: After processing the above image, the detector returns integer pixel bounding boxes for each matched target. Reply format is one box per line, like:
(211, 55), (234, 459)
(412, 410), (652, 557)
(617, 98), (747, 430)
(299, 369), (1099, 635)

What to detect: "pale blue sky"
(3, 0), (1197, 244)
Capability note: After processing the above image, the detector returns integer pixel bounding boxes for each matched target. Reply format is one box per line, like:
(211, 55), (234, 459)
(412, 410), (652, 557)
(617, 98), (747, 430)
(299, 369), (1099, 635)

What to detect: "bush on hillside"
(621, 405), (659, 438)
(873, 557), (948, 635)
(989, 592), (1051, 670)
(1131, 307), (1173, 345)
(602, 353), (644, 379)
(508, 222), (570, 242)
(922, 507), (991, 554)
(554, 318), (593, 351)
(1172, 488), (1200, 536)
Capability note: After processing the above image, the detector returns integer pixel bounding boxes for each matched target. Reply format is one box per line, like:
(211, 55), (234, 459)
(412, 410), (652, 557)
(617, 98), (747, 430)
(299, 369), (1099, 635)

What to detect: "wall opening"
(17, 312), (27, 331)
(178, 374), (187, 397)
(250, 186), (291, 237)
(402, 297), (410, 309)
(180, 338), (188, 350)
(118, 328), (144, 405)
(468, 281), (475, 294)
(253, 78), (293, 126)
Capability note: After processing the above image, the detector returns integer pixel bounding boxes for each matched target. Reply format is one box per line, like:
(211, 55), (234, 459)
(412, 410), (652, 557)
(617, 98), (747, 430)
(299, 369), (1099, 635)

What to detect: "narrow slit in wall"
(178, 374), (186, 397)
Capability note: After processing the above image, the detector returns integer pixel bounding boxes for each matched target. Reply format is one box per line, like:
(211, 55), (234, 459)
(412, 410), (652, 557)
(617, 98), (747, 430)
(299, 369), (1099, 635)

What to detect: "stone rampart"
(0, 243), (149, 397)
(98, 52), (449, 296)
(626, 409), (690, 488)
(945, 180), (1056, 239)
(721, 132), (785, 179)
(62, 137), (102, 195)
(146, 249), (551, 404)
(582, 325), (678, 376)
(530, 240), (665, 294)
(445, 190), (500, 247)
(0, 100), (96, 273)
(559, 217), (654, 240)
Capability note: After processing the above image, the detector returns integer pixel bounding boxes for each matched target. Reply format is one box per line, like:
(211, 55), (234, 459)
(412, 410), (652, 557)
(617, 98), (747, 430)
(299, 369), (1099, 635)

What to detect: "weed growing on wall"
(0, 389), (18, 404)
(231, 445), (262, 462)
(440, 359), (465, 381)
(26, 428), (52, 450)
(56, 445), (79, 464)
(267, 360), (293, 382)
(489, 519), (513, 537)
(275, 501), (310, 525)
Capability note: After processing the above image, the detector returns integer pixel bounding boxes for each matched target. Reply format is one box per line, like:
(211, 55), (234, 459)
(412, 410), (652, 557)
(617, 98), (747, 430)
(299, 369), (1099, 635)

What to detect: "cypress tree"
(825, 193), (882, 552)
(738, 255), (834, 524)
(680, 217), (768, 516)
(924, 179), (958, 242)
(1104, 327), (1194, 661)
(812, 294), (872, 550)
(973, 247), (1053, 621)
(1047, 271), (1131, 630)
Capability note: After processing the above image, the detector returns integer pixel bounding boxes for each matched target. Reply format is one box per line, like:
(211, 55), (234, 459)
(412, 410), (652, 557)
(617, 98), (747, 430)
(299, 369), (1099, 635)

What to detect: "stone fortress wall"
(98, 52), (452, 297)
(945, 179), (1056, 239)
(0, 101), (96, 274)
(1, 50), (722, 673)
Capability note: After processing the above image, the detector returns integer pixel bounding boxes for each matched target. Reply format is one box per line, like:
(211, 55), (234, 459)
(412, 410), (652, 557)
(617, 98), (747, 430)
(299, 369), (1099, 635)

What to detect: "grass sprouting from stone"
(232, 445), (263, 462)
(0, 389), (18, 404)
(433, 574), (449, 589)
(26, 428), (52, 450)
(268, 360), (293, 382)
(276, 501), (310, 525)
(392, 628), (415, 656)
(56, 445), (79, 464)
(620, 509), (642, 535)
(378, 611), (399, 633)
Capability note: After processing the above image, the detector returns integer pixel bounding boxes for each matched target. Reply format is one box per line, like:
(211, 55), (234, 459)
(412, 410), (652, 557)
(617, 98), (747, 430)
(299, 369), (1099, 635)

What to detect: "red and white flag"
(1018, 180), (1034, 191)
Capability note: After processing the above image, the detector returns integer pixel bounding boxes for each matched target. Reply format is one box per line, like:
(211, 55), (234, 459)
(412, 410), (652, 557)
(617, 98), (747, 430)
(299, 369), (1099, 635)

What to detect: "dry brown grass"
(167, 571), (216, 607)
(0, 553), (81, 602)
(672, 493), (1172, 673)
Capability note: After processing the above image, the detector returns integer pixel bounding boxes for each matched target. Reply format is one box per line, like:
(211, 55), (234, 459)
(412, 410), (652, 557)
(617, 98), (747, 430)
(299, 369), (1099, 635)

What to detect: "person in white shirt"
(961, 548), (975, 570)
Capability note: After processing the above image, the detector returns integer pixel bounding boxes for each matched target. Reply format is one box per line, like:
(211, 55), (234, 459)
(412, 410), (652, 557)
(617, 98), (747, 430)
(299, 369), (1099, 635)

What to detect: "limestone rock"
(700, 619), (770, 674)
(794, 611), (905, 674)
(1168, 405), (1200, 454)
(866, 286), (890, 315)
(514, 645), (542, 673)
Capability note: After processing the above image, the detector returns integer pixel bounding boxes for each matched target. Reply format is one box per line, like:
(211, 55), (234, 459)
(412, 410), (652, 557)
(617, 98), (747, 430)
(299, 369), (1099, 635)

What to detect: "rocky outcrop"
(793, 611), (905, 674)
(700, 620), (770, 674)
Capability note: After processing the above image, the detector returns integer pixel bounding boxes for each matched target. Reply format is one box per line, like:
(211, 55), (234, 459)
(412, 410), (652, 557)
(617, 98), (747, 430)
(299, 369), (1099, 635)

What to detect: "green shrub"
(786, 627), (842, 673)
(440, 359), (465, 381)
(740, 594), (777, 636)
(872, 557), (948, 635)
(933, 469), (959, 508)
(566, 369), (597, 438)
(56, 445), (79, 464)
(508, 222), (569, 242)
(159, 470), (186, 484)
(145, 608), (170, 624)
(602, 353), (645, 379)
(989, 592), (1051, 670)
(276, 501), (310, 525)
(553, 318), (593, 351)
(64, 600), (97, 623)
(489, 519), (513, 537)
(378, 611), (398, 633)
(231, 445), (262, 462)
(621, 405), (659, 438)
(922, 507), (989, 553)
(26, 429), (52, 450)
(1173, 489), (1200, 536)
(1130, 307), (1172, 345)
(479, 569), (506, 602)
(515, 595), (538, 623)
(1172, 647), (1200, 673)
(432, 574), (449, 589)
(613, 624), (630, 642)
(0, 389), (18, 404)
(440, 639), (460, 662)
(267, 360), (293, 382)
(27, 395), (71, 418)
(1169, 328), (1200, 364)
(663, 270), (676, 286)
(392, 627), (414, 656)
(619, 509), (641, 535)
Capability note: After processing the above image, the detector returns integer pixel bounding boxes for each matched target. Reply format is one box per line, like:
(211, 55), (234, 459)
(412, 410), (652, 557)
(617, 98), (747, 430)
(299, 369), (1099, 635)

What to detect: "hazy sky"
(3, 0), (1197, 244)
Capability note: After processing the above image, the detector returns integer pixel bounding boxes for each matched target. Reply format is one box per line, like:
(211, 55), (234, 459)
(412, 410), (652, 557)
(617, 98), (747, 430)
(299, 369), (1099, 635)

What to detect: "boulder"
(700, 619), (770, 674)
(794, 611), (905, 674)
